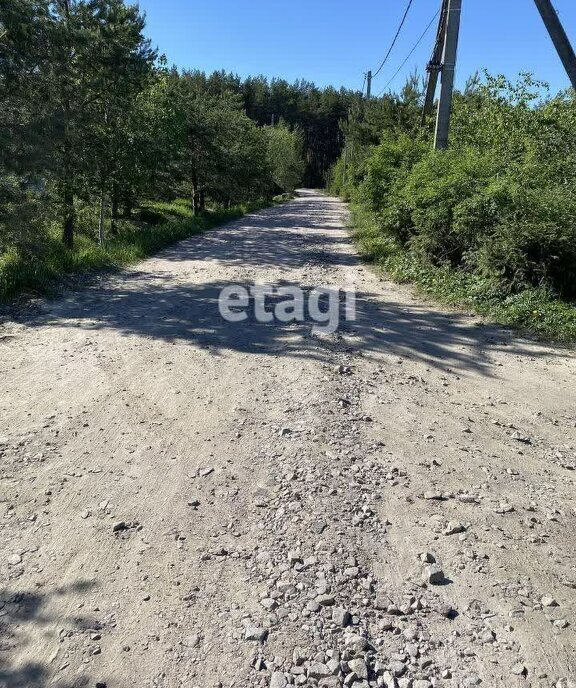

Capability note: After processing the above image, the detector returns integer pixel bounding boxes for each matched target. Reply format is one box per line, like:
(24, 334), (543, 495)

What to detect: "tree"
(265, 123), (305, 193)
(81, 0), (156, 241)
(4, 0), (156, 247)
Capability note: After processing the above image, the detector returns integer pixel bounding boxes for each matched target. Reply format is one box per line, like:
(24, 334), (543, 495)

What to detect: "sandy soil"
(0, 190), (575, 688)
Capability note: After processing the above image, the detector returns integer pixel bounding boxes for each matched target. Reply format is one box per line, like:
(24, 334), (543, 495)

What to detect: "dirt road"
(1, 190), (575, 688)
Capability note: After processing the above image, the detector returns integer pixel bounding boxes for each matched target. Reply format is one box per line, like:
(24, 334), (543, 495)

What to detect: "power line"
(377, 9), (441, 96)
(371, 0), (415, 78)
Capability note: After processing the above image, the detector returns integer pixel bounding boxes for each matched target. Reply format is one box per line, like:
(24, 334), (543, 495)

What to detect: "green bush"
(0, 200), (268, 301)
(0, 176), (49, 255)
(477, 188), (576, 295)
(333, 73), (576, 340)
(358, 134), (428, 217)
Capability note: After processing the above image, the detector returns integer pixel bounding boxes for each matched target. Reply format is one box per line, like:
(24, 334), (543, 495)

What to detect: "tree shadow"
(157, 192), (355, 271)
(0, 580), (97, 688)
(4, 190), (565, 377)
(21, 273), (560, 377)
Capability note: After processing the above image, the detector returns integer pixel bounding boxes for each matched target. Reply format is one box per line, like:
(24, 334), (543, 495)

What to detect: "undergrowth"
(351, 204), (576, 343)
(0, 199), (268, 302)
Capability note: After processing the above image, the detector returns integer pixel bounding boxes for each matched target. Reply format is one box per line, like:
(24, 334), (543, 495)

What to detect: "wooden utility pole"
(366, 70), (372, 99)
(421, 0), (576, 149)
(434, 0), (462, 150)
(533, 0), (576, 90)
(422, 0), (448, 122)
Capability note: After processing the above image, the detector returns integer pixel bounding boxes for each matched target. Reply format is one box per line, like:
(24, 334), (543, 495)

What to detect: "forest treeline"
(329, 74), (576, 340)
(0, 0), (359, 297)
(2, 0), (576, 339)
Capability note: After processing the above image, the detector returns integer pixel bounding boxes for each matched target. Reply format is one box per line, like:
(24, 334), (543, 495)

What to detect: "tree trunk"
(123, 194), (133, 219)
(199, 190), (206, 212)
(98, 188), (106, 246)
(111, 186), (120, 235)
(61, 1), (75, 249)
(192, 171), (200, 216)
(61, 182), (75, 249)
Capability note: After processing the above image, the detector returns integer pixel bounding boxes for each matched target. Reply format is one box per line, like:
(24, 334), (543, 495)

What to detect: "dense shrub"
(344, 74), (576, 300)
(0, 199), (267, 301)
(476, 187), (576, 294)
(0, 175), (48, 255)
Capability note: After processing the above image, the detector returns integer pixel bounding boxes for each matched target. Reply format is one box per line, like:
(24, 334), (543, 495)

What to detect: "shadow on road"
(158, 195), (356, 271)
(22, 273), (556, 377)
(0, 580), (97, 688)
(6, 191), (563, 377)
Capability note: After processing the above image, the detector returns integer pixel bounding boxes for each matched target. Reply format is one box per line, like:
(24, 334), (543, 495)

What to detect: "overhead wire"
(376, 9), (441, 96)
(370, 0), (415, 78)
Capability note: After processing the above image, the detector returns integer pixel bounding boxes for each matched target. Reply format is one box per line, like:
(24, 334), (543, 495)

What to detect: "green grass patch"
(0, 199), (269, 302)
(272, 192), (294, 203)
(350, 204), (576, 343)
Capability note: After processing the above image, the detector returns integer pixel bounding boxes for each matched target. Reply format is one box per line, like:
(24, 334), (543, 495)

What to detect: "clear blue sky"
(136, 0), (576, 95)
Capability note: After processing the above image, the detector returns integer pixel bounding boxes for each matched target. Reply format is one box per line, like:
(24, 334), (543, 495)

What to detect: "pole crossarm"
(422, 0), (449, 123)
(420, 0), (576, 149)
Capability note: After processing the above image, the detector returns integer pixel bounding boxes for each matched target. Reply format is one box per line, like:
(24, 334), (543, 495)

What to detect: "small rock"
(423, 564), (445, 585)
(292, 647), (306, 666)
(318, 678), (341, 688)
(182, 634), (200, 648)
(541, 595), (558, 607)
(511, 431), (532, 444)
(343, 633), (369, 652)
(335, 364), (351, 375)
(261, 598), (278, 611)
(494, 503), (515, 514)
(311, 519), (327, 534)
(443, 521), (466, 536)
(270, 672), (288, 688)
(423, 491), (444, 500)
(316, 594), (335, 606)
(307, 662), (331, 679)
(458, 494), (479, 504)
(348, 658), (368, 679)
(332, 607), (351, 627)
(244, 625), (268, 642)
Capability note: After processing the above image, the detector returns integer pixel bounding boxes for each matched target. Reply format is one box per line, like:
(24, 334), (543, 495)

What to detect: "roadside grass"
(272, 192), (294, 203)
(0, 199), (269, 302)
(350, 204), (576, 344)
